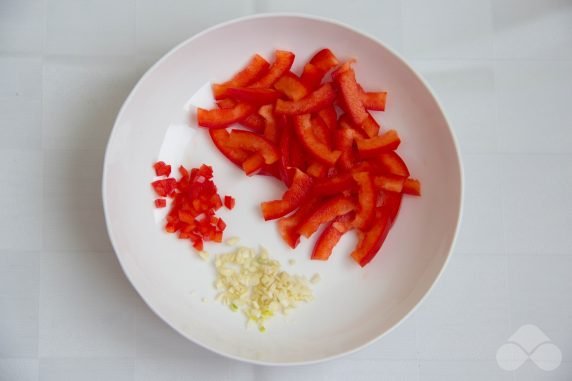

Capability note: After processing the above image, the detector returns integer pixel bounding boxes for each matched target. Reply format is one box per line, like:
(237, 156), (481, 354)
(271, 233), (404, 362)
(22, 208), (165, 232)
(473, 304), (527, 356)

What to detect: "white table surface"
(1, 0), (571, 380)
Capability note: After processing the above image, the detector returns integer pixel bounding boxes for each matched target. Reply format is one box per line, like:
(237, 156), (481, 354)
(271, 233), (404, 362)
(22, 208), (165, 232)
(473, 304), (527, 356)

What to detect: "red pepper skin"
(293, 114), (341, 165)
(352, 172), (376, 230)
(275, 83), (336, 115)
(356, 129), (401, 158)
(273, 72), (308, 101)
(350, 209), (391, 267)
(359, 88), (387, 111)
(277, 197), (321, 249)
(276, 115), (294, 185)
(317, 106), (338, 130)
(197, 103), (254, 128)
(309, 48), (339, 72)
(297, 195), (356, 238)
(376, 151), (411, 177)
(226, 87), (280, 105)
(258, 104), (279, 143)
(209, 129), (249, 167)
(249, 50), (295, 88)
(332, 62), (368, 126)
(313, 172), (355, 196)
(403, 178), (421, 196)
(227, 129), (280, 165)
(212, 54), (270, 99)
(373, 174), (406, 193)
(300, 63), (324, 91)
(382, 191), (403, 223)
(153, 161), (171, 177)
(311, 212), (353, 260)
(260, 168), (313, 220)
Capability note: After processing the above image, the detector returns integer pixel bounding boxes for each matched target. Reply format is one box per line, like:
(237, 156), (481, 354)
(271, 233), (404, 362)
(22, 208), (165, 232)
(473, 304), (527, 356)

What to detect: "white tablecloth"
(1, 0), (571, 380)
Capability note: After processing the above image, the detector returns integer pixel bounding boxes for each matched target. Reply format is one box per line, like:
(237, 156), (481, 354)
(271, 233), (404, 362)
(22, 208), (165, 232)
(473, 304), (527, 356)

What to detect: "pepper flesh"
(275, 83), (336, 115)
(293, 114), (340, 165)
(197, 103), (254, 128)
(249, 50), (295, 88)
(332, 62), (368, 126)
(260, 168), (313, 220)
(212, 54), (270, 99)
(297, 195), (356, 238)
(311, 213), (353, 260)
(352, 172), (375, 230)
(356, 129), (401, 158)
(273, 72), (308, 101)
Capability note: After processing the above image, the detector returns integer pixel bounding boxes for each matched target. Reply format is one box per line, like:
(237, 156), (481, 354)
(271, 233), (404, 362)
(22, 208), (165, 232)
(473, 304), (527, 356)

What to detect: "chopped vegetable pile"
(151, 162), (234, 252)
(195, 48), (421, 267)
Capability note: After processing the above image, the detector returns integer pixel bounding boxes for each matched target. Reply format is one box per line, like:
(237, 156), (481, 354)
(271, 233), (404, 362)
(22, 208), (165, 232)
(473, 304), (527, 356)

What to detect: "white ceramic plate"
(103, 14), (462, 365)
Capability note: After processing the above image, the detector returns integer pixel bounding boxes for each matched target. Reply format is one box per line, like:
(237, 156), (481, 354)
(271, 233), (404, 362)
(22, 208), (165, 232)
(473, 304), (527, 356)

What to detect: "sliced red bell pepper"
(277, 197), (321, 249)
(293, 114), (340, 165)
(359, 87), (387, 111)
(260, 168), (313, 220)
(216, 98), (265, 133)
(224, 195), (235, 210)
(273, 72), (308, 101)
(313, 172), (355, 196)
(154, 198), (167, 208)
(309, 48), (339, 72)
(211, 54), (270, 99)
(300, 63), (324, 91)
(275, 83), (336, 115)
(381, 190), (403, 223)
(258, 104), (279, 143)
(335, 127), (357, 171)
(356, 129), (401, 158)
(306, 161), (328, 178)
(276, 115), (293, 185)
(226, 87), (280, 105)
(227, 129), (279, 165)
(311, 115), (333, 148)
(242, 153), (265, 175)
(360, 113), (381, 138)
(197, 103), (254, 128)
(151, 178), (177, 197)
(351, 172), (375, 230)
(376, 151), (410, 177)
(338, 114), (367, 138)
(249, 50), (295, 88)
(350, 209), (391, 267)
(209, 129), (249, 167)
(311, 212), (353, 260)
(332, 62), (368, 126)
(403, 178), (421, 196)
(373, 174), (405, 193)
(317, 106), (338, 130)
(153, 161), (171, 177)
(297, 195), (356, 238)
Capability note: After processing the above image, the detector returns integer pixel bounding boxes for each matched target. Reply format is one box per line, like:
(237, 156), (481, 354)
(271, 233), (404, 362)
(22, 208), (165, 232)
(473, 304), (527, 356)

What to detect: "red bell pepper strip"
(309, 48), (339, 72)
(376, 151), (410, 177)
(335, 127), (357, 171)
(273, 72), (308, 101)
(226, 87), (280, 105)
(352, 172), (375, 230)
(332, 62), (368, 126)
(209, 129), (249, 167)
(276, 115), (294, 185)
(227, 129), (279, 165)
(306, 161), (328, 178)
(297, 195), (356, 238)
(350, 209), (392, 267)
(311, 212), (354, 260)
(153, 161), (171, 177)
(300, 63), (324, 91)
(258, 104), (279, 143)
(224, 195), (235, 210)
(260, 168), (313, 220)
(154, 198), (167, 208)
(293, 114), (341, 165)
(373, 174), (405, 193)
(311, 115), (333, 148)
(277, 197), (321, 249)
(313, 172), (355, 196)
(211, 54), (270, 99)
(249, 50), (295, 88)
(197, 103), (254, 128)
(403, 178), (421, 196)
(317, 106), (338, 130)
(382, 191), (403, 223)
(360, 113), (381, 138)
(275, 83), (336, 115)
(359, 87), (387, 111)
(217, 98), (265, 133)
(356, 129), (401, 158)
(242, 153), (265, 175)
(338, 113), (367, 138)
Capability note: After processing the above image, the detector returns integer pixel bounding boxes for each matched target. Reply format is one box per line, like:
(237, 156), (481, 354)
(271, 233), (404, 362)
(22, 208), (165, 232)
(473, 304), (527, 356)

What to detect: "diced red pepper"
(332, 62), (368, 126)
(373, 174), (405, 193)
(151, 178), (177, 197)
(300, 63), (324, 91)
(311, 213), (353, 261)
(209, 129), (250, 167)
(277, 197), (321, 249)
(317, 106), (338, 130)
(351, 172), (375, 230)
(293, 114), (341, 165)
(153, 161), (171, 177)
(193, 238), (204, 251)
(350, 209), (391, 267)
(250, 50), (295, 88)
(197, 103), (254, 128)
(297, 195), (356, 238)
(217, 218), (227, 231)
(403, 178), (421, 196)
(273, 72), (308, 101)
(224, 195), (235, 210)
(359, 87), (387, 111)
(356, 129), (401, 158)
(227, 129), (279, 165)
(154, 198), (166, 208)
(258, 104), (279, 143)
(313, 172), (355, 196)
(376, 151), (410, 177)
(212, 54), (270, 99)
(335, 127), (357, 171)
(242, 153), (265, 175)
(225, 87), (280, 105)
(309, 48), (339, 72)
(260, 168), (313, 220)
(275, 83), (336, 115)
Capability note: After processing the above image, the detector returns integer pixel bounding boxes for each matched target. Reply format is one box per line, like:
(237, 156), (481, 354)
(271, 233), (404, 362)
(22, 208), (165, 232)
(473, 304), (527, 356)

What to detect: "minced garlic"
(213, 246), (314, 332)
